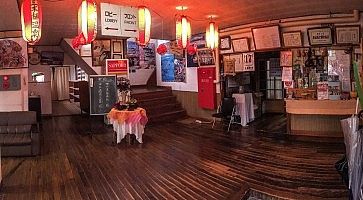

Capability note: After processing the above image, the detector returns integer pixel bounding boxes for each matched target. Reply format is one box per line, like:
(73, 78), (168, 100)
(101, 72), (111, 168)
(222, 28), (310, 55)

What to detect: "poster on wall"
(167, 41), (184, 58)
(126, 41), (140, 72)
(106, 59), (129, 78)
(139, 43), (156, 69)
(284, 81), (294, 89)
(280, 51), (293, 66)
(282, 67), (293, 81)
(174, 58), (186, 82)
(229, 54), (243, 72)
(190, 33), (206, 49)
(161, 54), (175, 82)
(242, 52), (255, 72)
(92, 40), (111, 66)
(0, 38), (28, 69)
(197, 48), (215, 66)
(328, 50), (351, 92)
(317, 82), (329, 100)
(187, 53), (199, 67)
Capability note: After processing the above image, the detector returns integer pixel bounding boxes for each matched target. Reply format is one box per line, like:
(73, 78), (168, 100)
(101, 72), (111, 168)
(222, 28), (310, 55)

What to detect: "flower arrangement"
(116, 77), (131, 94)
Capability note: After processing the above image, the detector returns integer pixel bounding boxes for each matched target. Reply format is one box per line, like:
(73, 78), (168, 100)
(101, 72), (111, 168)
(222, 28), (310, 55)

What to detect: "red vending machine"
(197, 67), (216, 109)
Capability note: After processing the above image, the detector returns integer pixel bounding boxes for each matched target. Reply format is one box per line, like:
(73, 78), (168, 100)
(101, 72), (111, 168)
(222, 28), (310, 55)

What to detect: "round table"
(108, 108), (148, 144)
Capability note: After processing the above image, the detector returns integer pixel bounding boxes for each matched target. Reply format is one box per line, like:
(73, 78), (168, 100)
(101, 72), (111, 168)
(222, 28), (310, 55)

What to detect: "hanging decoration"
(157, 44), (168, 56)
(21, 0), (43, 44)
(206, 21), (219, 49)
(176, 15), (191, 49)
(186, 44), (197, 55)
(137, 6), (151, 46)
(72, 0), (97, 49)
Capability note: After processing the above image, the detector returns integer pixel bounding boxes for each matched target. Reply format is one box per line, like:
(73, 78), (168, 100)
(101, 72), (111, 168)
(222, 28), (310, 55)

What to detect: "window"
(259, 58), (284, 100)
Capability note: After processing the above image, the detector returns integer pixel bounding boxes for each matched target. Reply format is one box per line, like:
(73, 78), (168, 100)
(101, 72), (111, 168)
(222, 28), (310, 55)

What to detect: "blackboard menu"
(89, 75), (117, 115)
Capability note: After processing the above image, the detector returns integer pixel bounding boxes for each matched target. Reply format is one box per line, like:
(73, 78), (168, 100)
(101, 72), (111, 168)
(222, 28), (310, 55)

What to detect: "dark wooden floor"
(0, 116), (348, 200)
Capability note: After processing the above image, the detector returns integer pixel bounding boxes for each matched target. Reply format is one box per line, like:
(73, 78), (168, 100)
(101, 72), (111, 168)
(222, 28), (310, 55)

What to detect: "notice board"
(89, 75), (117, 115)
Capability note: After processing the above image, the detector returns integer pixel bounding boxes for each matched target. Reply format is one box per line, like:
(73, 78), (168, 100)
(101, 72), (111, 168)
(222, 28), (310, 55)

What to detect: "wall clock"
(28, 52), (41, 65)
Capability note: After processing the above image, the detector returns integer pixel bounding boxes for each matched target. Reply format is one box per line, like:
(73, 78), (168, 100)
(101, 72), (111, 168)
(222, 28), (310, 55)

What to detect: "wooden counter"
(285, 100), (357, 137)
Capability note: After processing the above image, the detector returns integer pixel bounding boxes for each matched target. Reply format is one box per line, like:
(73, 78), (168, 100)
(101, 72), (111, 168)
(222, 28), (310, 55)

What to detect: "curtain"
(51, 67), (70, 101)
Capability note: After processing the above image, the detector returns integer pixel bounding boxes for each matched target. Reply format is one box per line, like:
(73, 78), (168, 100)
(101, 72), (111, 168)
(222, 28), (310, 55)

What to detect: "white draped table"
(232, 93), (255, 126)
(108, 108), (148, 144)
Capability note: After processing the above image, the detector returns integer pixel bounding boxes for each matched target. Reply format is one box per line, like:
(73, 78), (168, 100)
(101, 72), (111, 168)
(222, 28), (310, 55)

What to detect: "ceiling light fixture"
(206, 20), (219, 49)
(137, 6), (151, 46)
(21, 0), (43, 44)
(176, 15), (191, 49)
(176, 6), (188, 11)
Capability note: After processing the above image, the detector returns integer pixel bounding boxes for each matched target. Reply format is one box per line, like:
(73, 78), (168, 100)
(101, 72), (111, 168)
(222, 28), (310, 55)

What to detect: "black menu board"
(89, 75), (117, 115)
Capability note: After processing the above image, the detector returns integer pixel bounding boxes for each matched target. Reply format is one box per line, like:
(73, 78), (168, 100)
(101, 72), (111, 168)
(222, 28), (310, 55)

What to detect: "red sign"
(106, 59), (129, 77)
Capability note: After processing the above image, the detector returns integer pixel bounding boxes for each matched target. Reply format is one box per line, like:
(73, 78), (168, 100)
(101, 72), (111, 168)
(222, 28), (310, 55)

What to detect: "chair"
(212, 97), (236, 132)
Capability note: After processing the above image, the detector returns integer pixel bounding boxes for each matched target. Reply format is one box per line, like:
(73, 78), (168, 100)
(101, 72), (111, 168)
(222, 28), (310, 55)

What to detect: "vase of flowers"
(116, 77), (131, 104)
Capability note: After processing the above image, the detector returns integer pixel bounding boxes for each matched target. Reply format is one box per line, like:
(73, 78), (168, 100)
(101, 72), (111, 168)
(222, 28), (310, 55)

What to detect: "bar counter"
(285, 99), (357, 137)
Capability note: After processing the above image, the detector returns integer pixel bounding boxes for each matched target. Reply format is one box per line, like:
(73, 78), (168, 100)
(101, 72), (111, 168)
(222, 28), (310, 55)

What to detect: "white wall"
(28, 64), (52, 115)
(0, 68), (28, 111)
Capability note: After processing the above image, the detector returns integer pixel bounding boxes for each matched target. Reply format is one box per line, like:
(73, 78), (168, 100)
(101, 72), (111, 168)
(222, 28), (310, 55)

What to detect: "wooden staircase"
(131, 87), (187, 123)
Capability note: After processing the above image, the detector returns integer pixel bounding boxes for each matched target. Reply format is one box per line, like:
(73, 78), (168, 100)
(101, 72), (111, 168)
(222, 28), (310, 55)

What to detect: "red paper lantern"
(21, 0), (43, 44)
(187, 44), (197, 55)
(137, 6), (151, 46)
(176, 15), (191, 49)
(157, 44), (168, 56)
(78, 0), (97, 43)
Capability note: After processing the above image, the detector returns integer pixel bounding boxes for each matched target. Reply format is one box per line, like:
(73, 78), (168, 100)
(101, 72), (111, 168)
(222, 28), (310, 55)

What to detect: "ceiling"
(1, 0), (363, 45)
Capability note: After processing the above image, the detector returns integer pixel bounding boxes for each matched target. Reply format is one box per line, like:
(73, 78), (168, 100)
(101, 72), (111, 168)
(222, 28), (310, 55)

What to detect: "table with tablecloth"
(232, 93), (255, 126)
(108, 108), (148, 144)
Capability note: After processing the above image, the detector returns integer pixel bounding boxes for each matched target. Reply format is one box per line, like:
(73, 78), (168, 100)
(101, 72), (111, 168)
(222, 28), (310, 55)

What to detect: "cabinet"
(69, 80), (89, 113)
(28, 96), (42, 123)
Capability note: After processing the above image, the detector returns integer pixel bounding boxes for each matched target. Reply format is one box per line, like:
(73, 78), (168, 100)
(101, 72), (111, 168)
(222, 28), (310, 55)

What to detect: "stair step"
(138, 96), (177, 107)
(144, 103), (182, 115)
(148, 110), (187, 123)
(132, 90), (172, 100)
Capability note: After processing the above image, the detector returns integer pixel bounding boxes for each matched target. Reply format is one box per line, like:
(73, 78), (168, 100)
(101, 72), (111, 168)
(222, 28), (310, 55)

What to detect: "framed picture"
(92, 40), (111, 66)
(282, 31), (303, 47)
(112, 41), (123, 53)
(232, 38), (249, 52)
(197, 48), (215, 66)
(335, 25), (361, 45)
(223, 56), (235, 74)
(252, 25), (281, 50)
(40, 51), (64, 65)
(80, 44), (92, 57)
(113, 54), (123, 59)
(220, 36), (232, 50)
(307, 27), (333, 46)
(0, 37), (28, 69)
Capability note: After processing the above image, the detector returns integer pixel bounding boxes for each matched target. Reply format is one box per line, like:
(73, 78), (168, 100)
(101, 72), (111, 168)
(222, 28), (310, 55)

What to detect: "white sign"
(282, 67), (293, 81)
(120, 6), (138, 38)
(100, 4), (138, 38)
(242, 52), (255, 72)
(101, 3), (122, 36)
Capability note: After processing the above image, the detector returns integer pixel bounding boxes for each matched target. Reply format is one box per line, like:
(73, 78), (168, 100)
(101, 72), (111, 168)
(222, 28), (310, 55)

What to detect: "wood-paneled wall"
(172, 91), (221, 120)
(290, 114), (347, 137)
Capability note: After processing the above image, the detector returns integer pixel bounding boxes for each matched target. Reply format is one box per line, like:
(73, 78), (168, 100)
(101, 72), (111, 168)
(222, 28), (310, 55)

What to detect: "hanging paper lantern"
(21, 0), (43, 44)
(206, 21), (219, 49)
(187, 44), (197, 55)
(176, 15), (191, 49)
(137, 6), (151, 46)
(78, 0), (97, 44)
(157, 44), (168, 55)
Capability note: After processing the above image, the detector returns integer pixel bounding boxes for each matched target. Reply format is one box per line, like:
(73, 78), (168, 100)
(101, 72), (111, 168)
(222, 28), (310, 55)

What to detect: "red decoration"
(187, 44), (197, 55)
(3, 76), (8, 81)
(21, 0), (42, 44)
(157, 44), (168, 56)
(73, 0), (97, 49)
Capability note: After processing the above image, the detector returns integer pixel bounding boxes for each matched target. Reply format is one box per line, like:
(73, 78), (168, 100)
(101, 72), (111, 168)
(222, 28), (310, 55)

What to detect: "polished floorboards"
(1, 116), (348, 200)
